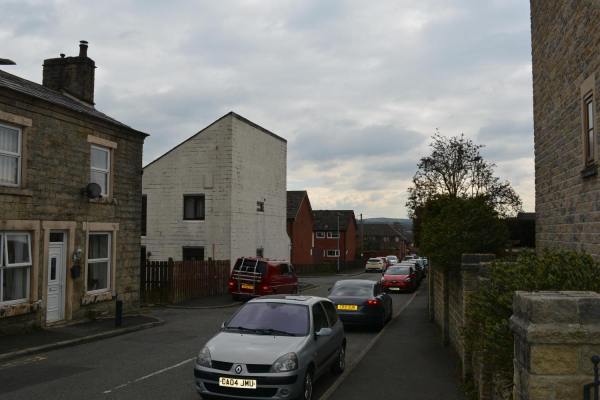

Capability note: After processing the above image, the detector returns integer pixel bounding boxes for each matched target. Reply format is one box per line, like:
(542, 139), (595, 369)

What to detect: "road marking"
(300, 285), (321, 293)
(319, 284), (422, 400)
(102, 358), (195, 394)
(0, 356), (47, 370)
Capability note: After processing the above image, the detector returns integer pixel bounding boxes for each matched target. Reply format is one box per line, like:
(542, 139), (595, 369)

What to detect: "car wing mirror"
(221, 322), (227, 331)
(315, 328), (332, 339)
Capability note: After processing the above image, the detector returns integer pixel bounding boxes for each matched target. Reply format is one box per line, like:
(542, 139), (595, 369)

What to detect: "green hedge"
(462, 249), (600, 380)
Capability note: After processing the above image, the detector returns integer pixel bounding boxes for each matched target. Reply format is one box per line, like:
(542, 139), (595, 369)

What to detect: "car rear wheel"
(300, 369), (314, 400)
(374, 312), (385, 331)
(330, 345), (346, 374)
(232, 295), (241, 301)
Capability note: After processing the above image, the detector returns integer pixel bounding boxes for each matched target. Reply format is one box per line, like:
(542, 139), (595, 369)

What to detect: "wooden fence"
(140, 260), (231, 305)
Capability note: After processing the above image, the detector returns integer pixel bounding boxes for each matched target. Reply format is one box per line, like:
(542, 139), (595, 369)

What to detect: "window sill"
(0, 186), (33, 197)
(183, 219), (205, 222)
(0, 300), (41, 319)
(89, 197), (118, 205)
(81, 291), (117, 306)
(581, 164), (598, 178)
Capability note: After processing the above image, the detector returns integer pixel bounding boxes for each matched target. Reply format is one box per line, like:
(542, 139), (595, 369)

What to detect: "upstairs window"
(0, 123), (21, 187)
(184, 195), (205, 220)
(257, 201), (264, 212)
(316, 232), (325, 239)
(327, 231), (340, 239)
(256, 248), (264, 258)
(586, 95), (595, 166)
(91, 145), (110, 196)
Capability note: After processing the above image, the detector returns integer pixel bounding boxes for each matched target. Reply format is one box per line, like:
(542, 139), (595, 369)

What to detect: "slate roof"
(0, 69), (137, 131)
(287, 191), (307, 219)
(359, 223), (404, 238)
(313, 210), (356, 231)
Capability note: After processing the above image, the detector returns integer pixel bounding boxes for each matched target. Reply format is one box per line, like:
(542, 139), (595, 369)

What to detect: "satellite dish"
(86, 183), (102, 199)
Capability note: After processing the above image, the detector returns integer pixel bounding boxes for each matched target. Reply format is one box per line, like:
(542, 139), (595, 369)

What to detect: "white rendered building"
(142, 112), (290, 267)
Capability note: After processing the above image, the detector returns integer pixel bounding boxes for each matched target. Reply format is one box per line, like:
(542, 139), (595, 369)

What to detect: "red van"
(228, 257), (299, 300)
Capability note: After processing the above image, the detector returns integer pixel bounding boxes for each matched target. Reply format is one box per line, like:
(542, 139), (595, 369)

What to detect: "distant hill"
(360, 217), (413, 232)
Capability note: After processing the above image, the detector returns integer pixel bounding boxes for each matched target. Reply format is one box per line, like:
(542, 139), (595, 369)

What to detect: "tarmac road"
(0, 272), (417, 400)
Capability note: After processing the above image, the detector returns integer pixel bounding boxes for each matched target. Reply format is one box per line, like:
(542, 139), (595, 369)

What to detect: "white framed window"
(327, 231), (340, 239)
(327, 250), (340, 257)
(0, 232), (31, 305)
(87, 232), (111, 294)
(91, 145), (110, 196)
(316, 232), (325, 239)
(0, 123), (22, 187)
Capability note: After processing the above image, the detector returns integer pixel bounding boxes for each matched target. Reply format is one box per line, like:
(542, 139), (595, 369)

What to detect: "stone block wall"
(531, 0), (600, 257)
(511, 291), (600, 400)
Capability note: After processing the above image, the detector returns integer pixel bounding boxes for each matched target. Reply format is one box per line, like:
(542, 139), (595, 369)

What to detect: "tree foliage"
(462, 249), (600, 382)
(406, 133), (522, 220)
(419, 195), (509, 271)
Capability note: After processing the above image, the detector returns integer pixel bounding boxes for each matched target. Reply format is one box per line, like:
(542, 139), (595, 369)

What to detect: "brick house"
(286, 191), (314, 265)
(0, 42), (147, 332)
(530, 1), (600, 256)
(358, 223), (407, 260)
(312, 210), (357, 263)
(142, 112), (290, 267)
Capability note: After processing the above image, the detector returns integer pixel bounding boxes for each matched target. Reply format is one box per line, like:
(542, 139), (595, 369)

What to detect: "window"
(91, 145), (110, 196)
(586, 95), (595, 165)
(280, 264), (292, 275)
(182, 247), (204, 261)
(0, 232), (31, 304)
(257, 201), (264, 212)
(141, 196), (147, 236)
(327, 231), (340, 239)
(0, 123), (22, 187)
(183, 195), (205, 220)
(322, 301), (339, 326)
(88, 233), (110, 293)
(327, 250), (340, 257)
(312, 303), (329, 333)
(395, 237), (400, 242)
(316, 232), (325, 239)
(256, 248), (264, 258)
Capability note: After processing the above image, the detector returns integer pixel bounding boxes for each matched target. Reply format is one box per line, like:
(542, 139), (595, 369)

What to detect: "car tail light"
(263, 286), (269, 290)
(366, 300), (381, 306)
(229, 282), (234, 286)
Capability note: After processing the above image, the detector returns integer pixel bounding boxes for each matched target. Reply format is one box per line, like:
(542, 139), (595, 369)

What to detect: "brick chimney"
(42, 41), (96, 105)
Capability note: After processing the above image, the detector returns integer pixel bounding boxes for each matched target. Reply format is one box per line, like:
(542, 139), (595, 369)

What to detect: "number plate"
(241, 284), (254, 289)
(337, 305), (358, 310)
(219, 377), (256, 389)
(390, 288), (400, 291)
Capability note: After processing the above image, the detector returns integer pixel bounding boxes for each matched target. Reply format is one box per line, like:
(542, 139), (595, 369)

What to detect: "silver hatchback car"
(194, 295), (346, 400)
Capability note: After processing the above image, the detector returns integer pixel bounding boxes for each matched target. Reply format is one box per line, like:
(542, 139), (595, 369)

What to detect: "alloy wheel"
(304, 371), (313, 400)
(339, 346), (346, 371)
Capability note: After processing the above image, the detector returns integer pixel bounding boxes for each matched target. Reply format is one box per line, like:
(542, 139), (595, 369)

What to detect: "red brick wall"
(287, 197), (313, 265)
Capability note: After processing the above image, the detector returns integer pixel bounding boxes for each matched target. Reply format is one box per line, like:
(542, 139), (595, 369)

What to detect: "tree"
(420, 195), (509, 272)
(406, 132), (522, 220)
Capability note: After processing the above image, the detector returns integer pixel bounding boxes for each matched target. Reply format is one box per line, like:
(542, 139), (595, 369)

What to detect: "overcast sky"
(2, 0), (534, 219)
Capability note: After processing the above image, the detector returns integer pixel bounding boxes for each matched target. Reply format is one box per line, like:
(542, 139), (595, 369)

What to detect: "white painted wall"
(142, 113), (289, 268)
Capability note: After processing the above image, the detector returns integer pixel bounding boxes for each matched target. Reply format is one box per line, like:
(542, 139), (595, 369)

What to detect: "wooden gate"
(140, 260), (230, 304)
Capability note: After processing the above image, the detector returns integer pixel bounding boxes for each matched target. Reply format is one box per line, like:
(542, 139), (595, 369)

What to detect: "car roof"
(333, 279), (376, 286)
(248, 295), (330, 305)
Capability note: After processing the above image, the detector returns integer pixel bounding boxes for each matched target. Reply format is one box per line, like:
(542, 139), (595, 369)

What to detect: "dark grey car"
(194, 295), (346, 400)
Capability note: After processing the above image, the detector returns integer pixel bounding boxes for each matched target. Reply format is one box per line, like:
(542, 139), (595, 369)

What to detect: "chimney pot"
(60, 54), (65, 58)
(79, 40), (89, 58)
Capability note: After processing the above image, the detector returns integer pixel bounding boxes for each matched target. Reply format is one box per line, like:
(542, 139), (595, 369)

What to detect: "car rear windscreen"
(233, 259), (267, 275)
(330, 282), (373, 297)
(227, 303), (309, 335)
(368, 259), (381, 262)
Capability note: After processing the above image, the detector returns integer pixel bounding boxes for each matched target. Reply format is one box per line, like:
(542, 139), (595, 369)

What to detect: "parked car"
(380, 265), (417, 293)
(380, 257), (391, 268)
(194, 295), (346, 400)
(386, 255), (398, 265)
(413, 258), (427, 278)
(398, 261), (423, 285)
(365, 258), (386, 272)
(402, 255), (415, 262)
(228, 257), (298, 300)
(327, 279), (392, 331)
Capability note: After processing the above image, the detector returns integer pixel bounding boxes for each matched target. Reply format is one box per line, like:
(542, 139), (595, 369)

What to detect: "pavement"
(326, 282), (467, 400)
(0, 315), (163, 362)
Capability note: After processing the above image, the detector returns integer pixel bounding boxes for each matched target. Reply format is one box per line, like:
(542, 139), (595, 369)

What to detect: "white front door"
(47, 241), (66, 323)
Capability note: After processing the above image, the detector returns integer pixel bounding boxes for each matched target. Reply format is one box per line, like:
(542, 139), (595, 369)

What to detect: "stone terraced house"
(0, 42), (148, 332)
(531, 1), (600, 257)
(142, 112), (290, 267)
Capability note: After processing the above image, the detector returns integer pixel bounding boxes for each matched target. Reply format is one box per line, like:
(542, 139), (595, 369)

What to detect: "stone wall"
(511, 291), (600, 400)
(531, 0), (600, 257)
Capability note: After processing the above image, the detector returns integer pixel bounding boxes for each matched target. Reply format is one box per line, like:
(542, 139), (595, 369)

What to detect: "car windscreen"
(386, 267), (410, 275)
(226, 302), (309, 336)
(330, 282), (373, 297)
